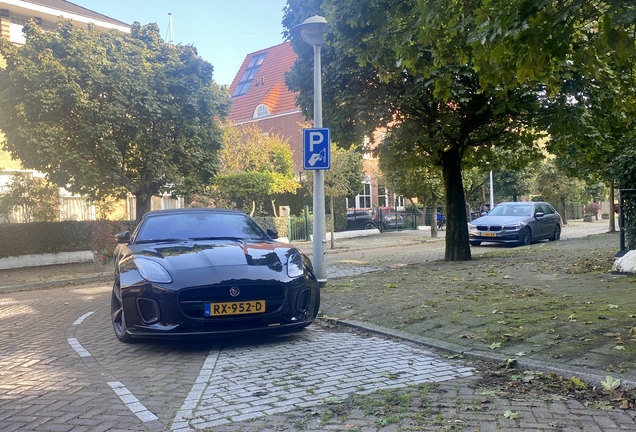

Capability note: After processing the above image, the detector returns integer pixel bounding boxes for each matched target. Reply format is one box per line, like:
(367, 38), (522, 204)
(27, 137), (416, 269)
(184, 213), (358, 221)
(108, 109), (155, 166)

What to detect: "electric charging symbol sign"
(303, 128), (330, 170)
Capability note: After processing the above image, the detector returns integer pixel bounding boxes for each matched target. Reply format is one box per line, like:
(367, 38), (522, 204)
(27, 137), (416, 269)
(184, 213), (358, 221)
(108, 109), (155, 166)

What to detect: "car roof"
(141, 208), (246, 218)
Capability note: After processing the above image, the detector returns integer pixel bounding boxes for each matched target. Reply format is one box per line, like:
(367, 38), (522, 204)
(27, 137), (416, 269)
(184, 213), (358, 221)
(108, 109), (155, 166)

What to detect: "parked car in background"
(346, 211), (377, 230)
(379, 212), (405, 230)
(110, 208), (320, 343)
(468, 201), (561, 246)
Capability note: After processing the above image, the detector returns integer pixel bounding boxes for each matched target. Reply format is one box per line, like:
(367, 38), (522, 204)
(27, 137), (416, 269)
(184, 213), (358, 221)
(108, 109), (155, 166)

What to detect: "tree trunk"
(419, 197), (428, 225)
(330, 195), (335, 250)
(608, 180), (616, 233)
(271, 199), (278, 217)
(560, 198), (568, 225)
(442, 147), (471, 261)
(135, 194), (152, 223)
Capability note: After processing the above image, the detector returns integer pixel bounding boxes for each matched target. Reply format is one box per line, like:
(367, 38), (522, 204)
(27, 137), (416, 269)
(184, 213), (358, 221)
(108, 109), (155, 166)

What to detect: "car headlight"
(503, 222), (525, 230)
(135, 258), (173, 283)
(467, 223), (476, 230)
(287, 250), (305, 278)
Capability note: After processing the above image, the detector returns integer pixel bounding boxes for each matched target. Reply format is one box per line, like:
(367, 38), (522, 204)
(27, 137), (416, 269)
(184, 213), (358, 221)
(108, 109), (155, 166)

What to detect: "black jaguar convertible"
(110, 208), (320, 343)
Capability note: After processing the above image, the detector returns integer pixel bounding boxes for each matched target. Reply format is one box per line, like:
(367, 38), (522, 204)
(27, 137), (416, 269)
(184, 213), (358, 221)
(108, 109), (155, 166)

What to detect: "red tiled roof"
(228, 41), (299, 123)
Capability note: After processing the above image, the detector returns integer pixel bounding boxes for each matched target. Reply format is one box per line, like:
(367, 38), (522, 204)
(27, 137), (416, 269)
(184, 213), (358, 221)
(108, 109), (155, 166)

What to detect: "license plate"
(482, 232), (497, 237)
(205, 300), (265, 316)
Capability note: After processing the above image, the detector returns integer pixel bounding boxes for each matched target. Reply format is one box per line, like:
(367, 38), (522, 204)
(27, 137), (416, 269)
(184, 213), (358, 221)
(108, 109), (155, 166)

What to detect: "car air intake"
(296, 289), (310, 313)
(137, 298), (160, 324)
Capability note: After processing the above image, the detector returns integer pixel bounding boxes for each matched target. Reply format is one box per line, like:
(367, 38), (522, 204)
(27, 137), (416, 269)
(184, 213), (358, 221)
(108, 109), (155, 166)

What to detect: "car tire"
(111, 278), (134, 343)
(363, 221), (375, 230)
(549, 225), (561, 241)
(469, 241), (481, 246)
(520, 228), (532, 246)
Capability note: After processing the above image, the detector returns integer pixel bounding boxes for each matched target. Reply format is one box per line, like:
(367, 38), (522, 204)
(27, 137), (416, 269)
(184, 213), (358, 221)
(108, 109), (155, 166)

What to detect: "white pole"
(168, 13), (173, 44)
(489, 170), (494, 210)
(312, 44), (327, 286)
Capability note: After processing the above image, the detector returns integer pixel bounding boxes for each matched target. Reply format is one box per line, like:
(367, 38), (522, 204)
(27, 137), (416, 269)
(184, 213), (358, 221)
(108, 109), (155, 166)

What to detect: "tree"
(283, 0), (543, 261)
(0, 173), (59, 223)
(213, 124), (300, 215)
(416, 0), (635, 233)
(535, 161), (586, 224)
(0, 20), (230, 222)
(377, 131), (444, 237)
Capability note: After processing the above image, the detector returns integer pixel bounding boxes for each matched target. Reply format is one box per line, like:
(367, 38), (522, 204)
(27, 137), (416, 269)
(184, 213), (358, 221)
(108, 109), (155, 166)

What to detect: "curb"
(323, 317), (636, 389)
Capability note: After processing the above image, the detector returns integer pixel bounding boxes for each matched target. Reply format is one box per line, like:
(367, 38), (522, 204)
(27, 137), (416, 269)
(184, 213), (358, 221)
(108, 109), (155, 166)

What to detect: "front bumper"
(118, 269), (320, 339)
(468, 228), (523, 243)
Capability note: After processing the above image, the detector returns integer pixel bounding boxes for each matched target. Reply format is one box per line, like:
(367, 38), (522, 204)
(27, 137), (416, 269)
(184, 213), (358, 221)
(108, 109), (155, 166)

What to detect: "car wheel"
(549, 225), (561, 241)
(520, 228), (532, 246)
(363, 221), (375, 229)
(111, 278), (134, 343)
(469, 241), (481, 246)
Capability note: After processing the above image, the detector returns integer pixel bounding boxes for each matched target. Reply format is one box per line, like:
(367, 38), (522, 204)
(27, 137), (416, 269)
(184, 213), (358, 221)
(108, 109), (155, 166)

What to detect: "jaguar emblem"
(229, 286), (240, 297)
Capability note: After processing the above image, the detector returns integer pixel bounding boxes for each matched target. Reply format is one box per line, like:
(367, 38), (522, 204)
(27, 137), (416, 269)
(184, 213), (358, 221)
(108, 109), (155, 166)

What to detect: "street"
(0, 281), (472, 431)
(0, 221), (621, 431)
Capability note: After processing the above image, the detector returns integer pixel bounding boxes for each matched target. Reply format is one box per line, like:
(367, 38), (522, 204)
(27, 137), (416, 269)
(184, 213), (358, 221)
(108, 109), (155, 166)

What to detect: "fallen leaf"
(503, 410), (521, 419)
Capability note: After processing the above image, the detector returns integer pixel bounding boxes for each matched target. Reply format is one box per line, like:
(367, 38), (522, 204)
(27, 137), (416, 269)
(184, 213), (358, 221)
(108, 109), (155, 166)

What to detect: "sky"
(71, 0), (290, 87)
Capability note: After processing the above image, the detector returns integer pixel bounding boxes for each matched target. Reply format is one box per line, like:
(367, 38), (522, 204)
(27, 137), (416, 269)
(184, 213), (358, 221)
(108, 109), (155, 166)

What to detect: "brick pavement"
(2, 221), (633, 431)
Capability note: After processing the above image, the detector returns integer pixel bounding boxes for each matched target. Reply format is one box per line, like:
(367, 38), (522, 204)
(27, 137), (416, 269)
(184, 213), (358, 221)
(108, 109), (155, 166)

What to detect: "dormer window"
(232, 52), (267, 97)
(253, 104), (270, 118)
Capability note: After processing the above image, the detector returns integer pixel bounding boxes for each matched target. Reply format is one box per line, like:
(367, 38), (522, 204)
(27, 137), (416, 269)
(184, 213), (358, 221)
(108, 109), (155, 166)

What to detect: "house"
(0, 1), (182, 222)
(227, 41), (406, 212)
(227, 41), (309, 173)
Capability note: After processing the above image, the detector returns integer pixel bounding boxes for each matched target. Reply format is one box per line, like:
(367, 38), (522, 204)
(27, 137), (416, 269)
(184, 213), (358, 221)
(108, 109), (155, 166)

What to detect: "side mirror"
(266, 228), (279, 239)
(115, 231), (131, 244)
(535, 212), (545, 218)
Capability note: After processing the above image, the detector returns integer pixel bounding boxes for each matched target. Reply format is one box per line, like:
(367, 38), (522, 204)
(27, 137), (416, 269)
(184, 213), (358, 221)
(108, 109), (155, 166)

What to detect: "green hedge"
(0, 220), (136, 259)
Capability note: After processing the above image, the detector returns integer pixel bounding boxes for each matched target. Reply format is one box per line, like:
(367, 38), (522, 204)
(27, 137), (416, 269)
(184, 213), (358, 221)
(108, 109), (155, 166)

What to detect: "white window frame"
(356, 180), (372, 208)
(253, 104), (270, 118)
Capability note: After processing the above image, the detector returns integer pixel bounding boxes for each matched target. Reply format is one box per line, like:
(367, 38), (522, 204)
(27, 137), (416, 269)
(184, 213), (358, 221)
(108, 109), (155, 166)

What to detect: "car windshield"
(134, 212), (267, 243)
(489, 205), (532, 216)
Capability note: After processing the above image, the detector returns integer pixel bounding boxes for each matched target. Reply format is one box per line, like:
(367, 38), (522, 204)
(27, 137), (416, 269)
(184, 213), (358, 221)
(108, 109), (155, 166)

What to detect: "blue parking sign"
(303, 128), (330, 170)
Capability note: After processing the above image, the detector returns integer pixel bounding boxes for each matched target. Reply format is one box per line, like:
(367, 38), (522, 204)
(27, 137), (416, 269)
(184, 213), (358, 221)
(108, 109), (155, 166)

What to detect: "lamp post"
(292, 15), (328, 287)
(489, 170), (494, 211)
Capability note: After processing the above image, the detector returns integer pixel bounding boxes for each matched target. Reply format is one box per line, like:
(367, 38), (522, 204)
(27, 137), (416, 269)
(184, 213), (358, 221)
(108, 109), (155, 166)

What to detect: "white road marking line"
(67, 337), (91, 357)
(72, 311), (95, 325)
(108, 381), (159, 422)
(170, 349), (220, 431)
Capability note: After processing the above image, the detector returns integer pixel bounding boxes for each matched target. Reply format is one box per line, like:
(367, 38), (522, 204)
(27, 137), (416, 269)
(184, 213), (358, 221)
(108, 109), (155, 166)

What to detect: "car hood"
(470, 215), (530, 225)
(128, 240), (293, 273)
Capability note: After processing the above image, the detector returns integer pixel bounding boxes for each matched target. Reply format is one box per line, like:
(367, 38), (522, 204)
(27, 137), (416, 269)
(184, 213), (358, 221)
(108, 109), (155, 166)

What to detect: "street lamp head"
(291, 15), (327, 47)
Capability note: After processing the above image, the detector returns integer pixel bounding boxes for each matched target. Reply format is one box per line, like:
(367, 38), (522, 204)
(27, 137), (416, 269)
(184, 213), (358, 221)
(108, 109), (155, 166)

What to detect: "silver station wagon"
(468, 201), (562, 246)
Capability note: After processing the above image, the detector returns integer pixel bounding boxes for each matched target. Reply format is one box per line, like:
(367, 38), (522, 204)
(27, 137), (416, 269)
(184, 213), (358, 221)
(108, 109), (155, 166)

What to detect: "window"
(377, 185), (387, 207)
(253, 104), (270, 118)
(395, 195), (405, 209)
(357, 182), (372, 208)
(232, 53), (267, 97)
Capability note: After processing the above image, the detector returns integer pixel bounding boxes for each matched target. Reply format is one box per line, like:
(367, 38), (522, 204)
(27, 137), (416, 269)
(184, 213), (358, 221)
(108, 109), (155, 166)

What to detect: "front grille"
(137, 298), (160, 324)
(178, 283), (286, 319)
(476, 225), (502, 231)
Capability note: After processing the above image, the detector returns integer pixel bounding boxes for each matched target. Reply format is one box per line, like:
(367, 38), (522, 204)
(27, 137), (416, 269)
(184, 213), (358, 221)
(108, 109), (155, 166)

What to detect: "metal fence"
(288, 213), (311, 242)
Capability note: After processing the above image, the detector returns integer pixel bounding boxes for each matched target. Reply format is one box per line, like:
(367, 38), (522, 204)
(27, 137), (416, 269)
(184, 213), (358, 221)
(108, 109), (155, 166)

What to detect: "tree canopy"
(284, 0), (544, 260)
(0, 20), (230, 221)
(213, 124), (299, 215)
